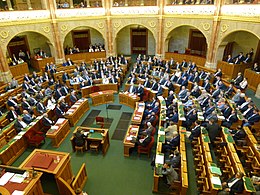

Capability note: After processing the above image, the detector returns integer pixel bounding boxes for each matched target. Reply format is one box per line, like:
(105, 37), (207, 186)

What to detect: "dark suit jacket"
(138, 135), (152, 147)
(206, 123), (221, 143)
(42, 117), (53, 127)
(23, 114), (33, 124)
(14, 120), (25, 133)
(143, 81), (151, 88)
(70, 95), (77, 104)
(190, 126), (201, 140)
(7, 110), (18, 122)
(22, 101), (31, 111)
(226, 176), (244, 195)
(55, 107), (64, 118)
(169, 135), (180, 148)
(74, 132), (86, 147)
(36, 102), (46, 114)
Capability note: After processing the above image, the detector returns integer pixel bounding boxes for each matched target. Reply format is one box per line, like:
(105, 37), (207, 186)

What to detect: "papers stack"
(0, 172), (15, 186)
(211, 176), (221, 186)
(12, 190), (24, 195)
(51, 126), (59, 130)
(56, 118), (65, 124)
(155, 154), (164, 165)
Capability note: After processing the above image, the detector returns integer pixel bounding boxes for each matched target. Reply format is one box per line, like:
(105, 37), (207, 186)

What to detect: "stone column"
(0, 47), (12, 82)
(125, 0), (128, 6)
(86, 0), (90, 7)
(69, 0), (74, 8)
(156, 0), (164, 57)
(48, 0), (65, 63)
(26, 0), (33, 10)
(205, 0), (224, 69)
(6, 0), (13, 10)
(41, 0), (47, 9)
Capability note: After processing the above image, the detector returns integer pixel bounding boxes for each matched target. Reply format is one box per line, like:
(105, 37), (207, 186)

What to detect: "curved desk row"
(119, 92), (140, 109)
(89, 90), (116, 106)
(9, 63), (29, 77)
(81, 84), (118, 98)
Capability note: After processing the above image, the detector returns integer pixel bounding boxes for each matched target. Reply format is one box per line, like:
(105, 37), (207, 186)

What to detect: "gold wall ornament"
(113, 22), (121, 29)
(97, 22), (104, 29)
(201, 23), (210, 31)
(165, 21), (173, 28)
(42, 26), (50, 33)
(221, 24), (229, 33)
(149, 21), (156, 28)
(61, 24), (68, 32)
(0, 31), (9, 39)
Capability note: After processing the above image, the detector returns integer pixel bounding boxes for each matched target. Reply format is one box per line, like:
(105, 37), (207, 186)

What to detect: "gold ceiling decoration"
(0, 31), (9, 39)
(201, 23), (211, 31)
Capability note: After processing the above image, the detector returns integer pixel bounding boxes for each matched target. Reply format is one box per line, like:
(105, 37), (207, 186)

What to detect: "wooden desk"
(217, 61), (252, 79)
(119, 92), (140, 109)
(65, 99), (89, 126)
(71, 126), (110, 156)
(123, 125), (139, 157)
(177, 101), (186, 127)
(0, 165), (44, 195)
(244, 69), (260, 92)
(46, 118), (70, 148)
(31, 57), (55, 72)
(0, 115), (44, 165)
(165, 52), (206, 67)
(81, 84), (118, 98)
(19, 149), (74, 194)
(9, 63), (29, 77)
(131, 102), (145, 125)
(89, 90), (115, 106)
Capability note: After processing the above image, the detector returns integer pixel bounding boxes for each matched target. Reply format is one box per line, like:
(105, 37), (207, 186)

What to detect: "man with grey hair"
(139, 122), (154, 136)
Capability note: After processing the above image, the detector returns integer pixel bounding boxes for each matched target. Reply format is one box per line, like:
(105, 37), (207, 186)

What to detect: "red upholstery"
(24, 129), (45, 147)
(138, 136), (154, 157)
(91, 86), (100, 93)
(151, 127), (156, 137)
(151, 115), (159, 127)
(142, 90), (149, 102)
(96, 116), (104, 128)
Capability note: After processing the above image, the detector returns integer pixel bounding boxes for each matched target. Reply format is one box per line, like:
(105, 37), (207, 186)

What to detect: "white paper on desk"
(9, 174), (25, 183)
(0, 172), (15, 186)
(211, 176), (221, 186)
(131, 127), (138, 131)
(158, 131), (165, 135)
(12, 190), (24, 195)
(126, 136), (132, 141)
(133, 117), (140, 120)
(179, 117), (186, 121)
(98, 92), (103, 94)
(51, 126), (59, 130)
(29, 122), (36, 126)
(155, 154), (164, 164)
(14, 135), (22, 140)
(36, 116), (42, 120)
(217, 115), (225, 120)
(56, 118), (65, 124)
(18, 131), (26, 136)
(198, 116), (204, 121)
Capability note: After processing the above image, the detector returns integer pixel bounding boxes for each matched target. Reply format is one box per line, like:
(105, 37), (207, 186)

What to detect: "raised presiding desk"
(65, 51), (106, 63)
(81, 84), (118, 98)
(46, 118), (70, 148)
(123, 125), (139, 157)
(131, 102), (145, 125)
(244, 69), (260, 92)
(19, 149), (74, 195)
(31, 57), (55, 72)
(65, 98), (89, 126)
(89, 90), (116, 106)
(71, 126), (110, 156)
(119, 92), (140, 109)
(9, 63), (29, 77)
(0, 165), (44, 195)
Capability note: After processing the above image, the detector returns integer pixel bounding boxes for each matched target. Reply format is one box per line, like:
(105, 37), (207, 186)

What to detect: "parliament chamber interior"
(0, 0), (259, 194)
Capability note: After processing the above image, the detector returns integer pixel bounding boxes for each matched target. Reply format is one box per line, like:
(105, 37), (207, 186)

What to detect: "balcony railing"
(0, 10), (50, 22)
(221, 4), (260, 16)
(55, 8), (105, 18)
(164, 5), (215, 15)
(110, 6), (159, 15)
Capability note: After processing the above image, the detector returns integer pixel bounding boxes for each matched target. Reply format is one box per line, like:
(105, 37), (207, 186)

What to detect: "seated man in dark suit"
(166, 150), (181, 168)
(243, 109), (260, 127)
(162, 132), (180, 153)
(70, 91), (78, 104)
(135, 83), (144, 99)
(6, 106), (18, 122)
(36, 101), (47, 115)
(222, 110), (238, 128)
(128, 83), (136, 94)
(74, 129), (87, 150)
(136, 131), (152, 148)
(230, 125), (246, 142)
(55, 103), (65, 118)
(42, 113), (54, 127)
(218, 172), (244, 195)
(139, 122), (154, 136)
(22, 110), (35, 124)
(189, 121), (201, 141)
(206, 119), (221, 143)
(14, 116), (28, 133)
